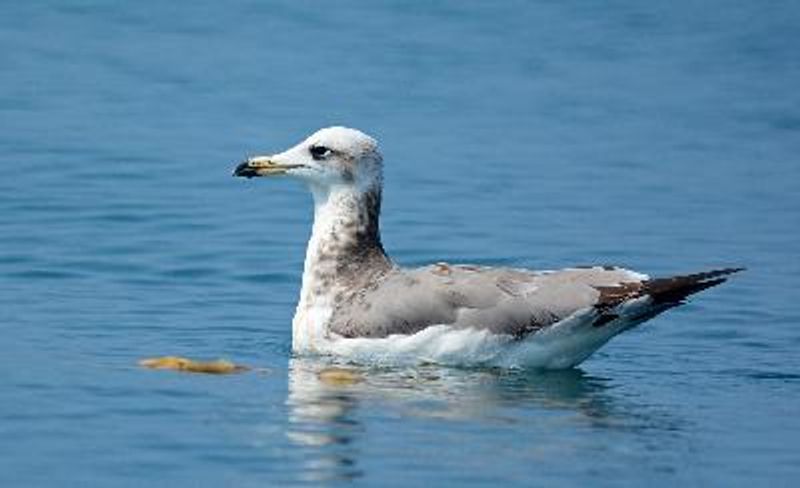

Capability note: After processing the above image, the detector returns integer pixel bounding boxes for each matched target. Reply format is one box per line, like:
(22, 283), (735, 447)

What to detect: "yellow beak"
(233, 156), (305, 178)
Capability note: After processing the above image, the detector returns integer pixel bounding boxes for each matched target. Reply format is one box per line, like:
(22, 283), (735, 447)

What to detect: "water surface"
(2, 1), (799, 486)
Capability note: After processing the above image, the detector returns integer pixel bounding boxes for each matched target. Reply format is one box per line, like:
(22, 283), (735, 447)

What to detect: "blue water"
(2, 1), (799, 486)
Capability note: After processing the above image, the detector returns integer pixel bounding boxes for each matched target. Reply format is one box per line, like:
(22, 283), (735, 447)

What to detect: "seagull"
(233, 127), (742, 369)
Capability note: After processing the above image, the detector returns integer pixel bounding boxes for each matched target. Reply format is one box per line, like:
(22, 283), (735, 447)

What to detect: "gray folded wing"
(329, 264), (645, 339)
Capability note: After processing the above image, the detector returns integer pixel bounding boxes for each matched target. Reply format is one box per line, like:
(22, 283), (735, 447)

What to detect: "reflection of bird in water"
(235, 127), (742, 368)
(285, 358), (681, 482)
(286, 360), (364, 483)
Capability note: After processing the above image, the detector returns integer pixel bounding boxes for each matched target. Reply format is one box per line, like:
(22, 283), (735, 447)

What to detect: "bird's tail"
(643, 267), (745, 305)
(592, 267), (744, 327)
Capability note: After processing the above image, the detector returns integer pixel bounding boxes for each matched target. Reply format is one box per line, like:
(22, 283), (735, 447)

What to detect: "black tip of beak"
(233, 161), (256, 178)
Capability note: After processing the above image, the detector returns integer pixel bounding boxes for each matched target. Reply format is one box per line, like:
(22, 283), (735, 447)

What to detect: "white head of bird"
(234, 126), (383, 200)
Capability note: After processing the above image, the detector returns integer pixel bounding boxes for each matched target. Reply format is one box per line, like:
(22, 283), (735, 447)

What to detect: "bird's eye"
(309, 145), (332, 160)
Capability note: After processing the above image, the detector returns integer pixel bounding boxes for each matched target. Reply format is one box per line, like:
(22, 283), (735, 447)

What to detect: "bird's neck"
(292, 183), (392, 350)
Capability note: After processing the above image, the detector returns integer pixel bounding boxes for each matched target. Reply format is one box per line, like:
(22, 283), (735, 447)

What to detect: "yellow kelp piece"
(317, 367), (363, 386)
(139, 356), (249, 374)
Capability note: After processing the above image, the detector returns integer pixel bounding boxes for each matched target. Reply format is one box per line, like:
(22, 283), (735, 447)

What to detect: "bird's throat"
(292, 185), (392, 351)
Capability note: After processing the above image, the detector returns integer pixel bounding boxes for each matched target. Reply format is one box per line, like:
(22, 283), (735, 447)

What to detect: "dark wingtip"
(702, 267), (746, 277)
(645, 267), (744, 304)
(591, 267), (744, 327)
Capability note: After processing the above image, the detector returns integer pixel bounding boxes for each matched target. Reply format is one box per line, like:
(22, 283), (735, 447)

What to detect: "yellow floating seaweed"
(139, 356), (249, 374)
(317, 367), (363, 386)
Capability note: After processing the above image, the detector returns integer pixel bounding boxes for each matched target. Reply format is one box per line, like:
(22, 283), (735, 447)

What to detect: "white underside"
(296, 299), (651, 370)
